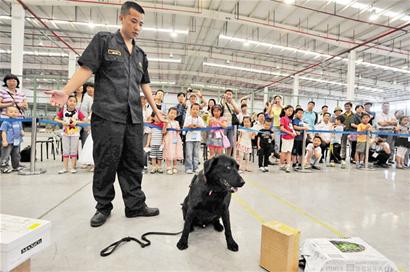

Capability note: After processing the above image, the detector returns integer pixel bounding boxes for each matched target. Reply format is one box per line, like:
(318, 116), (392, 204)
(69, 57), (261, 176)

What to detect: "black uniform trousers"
(258, 145), (271, 167)
(91, 113), (146, 216)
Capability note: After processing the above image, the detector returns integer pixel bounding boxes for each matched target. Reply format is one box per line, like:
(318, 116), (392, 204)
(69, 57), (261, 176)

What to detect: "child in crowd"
(163, 107), (183, 175)
(305, 135), (322, 170)
(207, 105), (228, 158)
(236, 116), (256, 172)
(149, 112), (165, 174)
(355, 113), (372, 169)
(329, 115), (345, 167)
(55, 95), (85, 174)
(0, 106), (24, 173)
(368, 138), (391, 168)
(280, 105), (296, 173)
(394, 116), (409, 169)
(257, 118), (273, 172)
(183, 103), (205, 174)
(292, 108), (308, 169)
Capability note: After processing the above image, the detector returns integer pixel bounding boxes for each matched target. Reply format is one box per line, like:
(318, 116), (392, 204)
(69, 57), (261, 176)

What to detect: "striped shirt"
(151, 122), (164, 146)
(0, 87), (27, 117)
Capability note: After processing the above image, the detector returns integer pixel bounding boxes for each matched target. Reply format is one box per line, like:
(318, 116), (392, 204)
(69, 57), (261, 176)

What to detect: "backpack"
(20, 146), (31, 162)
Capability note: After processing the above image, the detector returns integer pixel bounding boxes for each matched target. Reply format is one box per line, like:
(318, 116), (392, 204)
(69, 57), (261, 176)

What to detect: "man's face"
(120, 8), (144, 40)
(344, 104), (351, 112)
(382, 103), (389, 113)
(335, 110), (342, 116)
(322, 107), (328, 113)
(307, 102), (314, 111)
(225, 91), (233, 101)
(323, 114), (330, 122)
(155, 91), (164, 101)
(364, 104), (371, 111)
(189, 95), (197, 104)
(242, 106), (247, 114)
(356, 107), (364, 114)
(177, 95), (185, 103)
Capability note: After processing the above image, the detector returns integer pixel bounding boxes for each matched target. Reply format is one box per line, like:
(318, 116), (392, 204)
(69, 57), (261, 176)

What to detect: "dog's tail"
(100, 230), (183, 257)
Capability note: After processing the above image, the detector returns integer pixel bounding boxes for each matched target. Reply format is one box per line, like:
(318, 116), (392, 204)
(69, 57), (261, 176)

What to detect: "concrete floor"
(1, 157), (409, 271)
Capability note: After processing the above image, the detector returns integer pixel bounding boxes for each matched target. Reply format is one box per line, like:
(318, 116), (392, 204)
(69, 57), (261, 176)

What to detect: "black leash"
(100, 231), (182, 257)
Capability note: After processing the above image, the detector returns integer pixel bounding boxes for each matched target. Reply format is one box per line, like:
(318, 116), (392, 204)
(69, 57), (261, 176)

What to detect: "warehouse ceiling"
(0, 0), (410, 101)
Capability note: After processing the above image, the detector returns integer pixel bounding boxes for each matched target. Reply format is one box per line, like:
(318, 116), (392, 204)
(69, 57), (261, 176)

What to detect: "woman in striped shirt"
(0, 74), (28, 118)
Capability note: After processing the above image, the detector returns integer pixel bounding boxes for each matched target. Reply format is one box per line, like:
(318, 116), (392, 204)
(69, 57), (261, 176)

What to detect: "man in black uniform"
(46, 2), (165, 227)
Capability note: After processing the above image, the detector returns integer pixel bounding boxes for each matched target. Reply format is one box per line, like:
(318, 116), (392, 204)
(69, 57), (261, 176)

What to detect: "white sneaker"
(263, 167), (269, 172)
(186, 169), (193, 174)
(167, 169), (173, 175)
(58, 169), (68, 174)
(71, 169), (77, 174)
(259, 167), (265, 172)
(173, 168), (178, 174)
(341, 160), (346, 169)
(285, 166), (291, 173)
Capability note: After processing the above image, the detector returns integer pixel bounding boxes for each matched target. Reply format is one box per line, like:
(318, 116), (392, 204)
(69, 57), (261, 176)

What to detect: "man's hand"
(2, 140), (8, 147)
(155, 110), (167, 123)
(44, 90), (69, 107)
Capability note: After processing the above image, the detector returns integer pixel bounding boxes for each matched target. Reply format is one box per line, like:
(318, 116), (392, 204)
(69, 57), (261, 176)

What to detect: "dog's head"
(203, 155), (245, 193)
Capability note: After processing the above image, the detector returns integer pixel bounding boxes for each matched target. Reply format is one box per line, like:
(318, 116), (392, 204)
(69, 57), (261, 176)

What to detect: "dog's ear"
(204, 156), (217, 177)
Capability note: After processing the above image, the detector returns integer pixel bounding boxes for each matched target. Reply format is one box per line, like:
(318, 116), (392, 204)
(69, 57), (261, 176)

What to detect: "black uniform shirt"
(78, 30), (150, 124)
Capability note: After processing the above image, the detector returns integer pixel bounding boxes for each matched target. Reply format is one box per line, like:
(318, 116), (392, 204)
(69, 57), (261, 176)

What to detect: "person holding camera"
(221, 89), (240, 156)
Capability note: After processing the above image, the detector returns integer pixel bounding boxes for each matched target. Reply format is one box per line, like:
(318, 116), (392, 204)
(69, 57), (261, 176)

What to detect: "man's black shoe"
(311, 165), (321, 170)
(90, 211), (109, 227)
(125, 206), (160, 218)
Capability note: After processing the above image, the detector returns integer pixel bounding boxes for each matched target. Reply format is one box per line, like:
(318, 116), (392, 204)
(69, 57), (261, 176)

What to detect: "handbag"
(225, 103), (240, 126)
(348, 133), (357, 142)
(220, 131), (231, 148)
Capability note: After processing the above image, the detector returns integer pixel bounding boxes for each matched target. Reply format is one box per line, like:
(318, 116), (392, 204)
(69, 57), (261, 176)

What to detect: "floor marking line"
(38, 181), (91, 219)
(248, 180), (347, 238)
(232, 194), (266, 224)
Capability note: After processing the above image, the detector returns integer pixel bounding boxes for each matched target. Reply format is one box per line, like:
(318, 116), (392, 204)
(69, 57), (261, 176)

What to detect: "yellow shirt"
(271, 106), (282, 127)
(357, 123), (370, 142)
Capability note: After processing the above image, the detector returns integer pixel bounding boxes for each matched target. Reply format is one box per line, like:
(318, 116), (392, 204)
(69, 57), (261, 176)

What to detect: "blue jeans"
(272, 126), (281, 154)
(185, 141), (200, 171)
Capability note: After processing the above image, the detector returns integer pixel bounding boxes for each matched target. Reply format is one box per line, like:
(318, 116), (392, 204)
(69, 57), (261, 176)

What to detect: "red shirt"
(280, 116), (295, 140)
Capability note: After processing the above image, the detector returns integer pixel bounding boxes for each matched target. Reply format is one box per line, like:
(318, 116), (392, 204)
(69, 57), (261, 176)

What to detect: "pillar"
(292, 75), (299, 106)
(346, 50), (356, 101)
(68, 51), (77, 78)
(11, 2), (25, 88)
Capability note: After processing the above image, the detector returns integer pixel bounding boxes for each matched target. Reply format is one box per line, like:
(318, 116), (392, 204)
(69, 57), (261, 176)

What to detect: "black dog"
(176, 155), (245, 251)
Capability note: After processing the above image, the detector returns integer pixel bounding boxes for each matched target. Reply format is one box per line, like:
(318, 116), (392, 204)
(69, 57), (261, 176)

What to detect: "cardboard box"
(1, 214), (51, 272)
(301, 237), (398, 272)
(260, 220), (300, 272)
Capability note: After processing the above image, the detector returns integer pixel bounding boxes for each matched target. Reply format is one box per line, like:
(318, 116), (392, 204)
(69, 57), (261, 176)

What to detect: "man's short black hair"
(156, 89), (164, 95)
(121, 1), (145, 15)
(308, 101), (315, 105)
(241, 104), (247, 109)
(321, 105), (328, 109)
(344, 102), (353, 107)
(257, 112), (265, 118)
(355, 104), (364, 111)
(323, 112), (331, 117)
(225, 89), (233, 94)
(177, 92), (185, 98)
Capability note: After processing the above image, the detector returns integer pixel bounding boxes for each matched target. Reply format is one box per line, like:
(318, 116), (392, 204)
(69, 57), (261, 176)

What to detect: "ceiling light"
(243, 41), (250, 47)
(284, 0), (295, 4)
(219, 34), (410, 74)
(169, 53), (173, 58)
(89, 22), (95, 29)
(150, 81), (176, 85)
(148, 57), (181, 63)
(369, 13), (379, 21)
(170, 32), (178, 38)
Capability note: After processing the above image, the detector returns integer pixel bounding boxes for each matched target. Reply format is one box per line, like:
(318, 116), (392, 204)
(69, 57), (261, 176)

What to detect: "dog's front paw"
(227, 240), (239, 252)
(177, 240), (188, 250)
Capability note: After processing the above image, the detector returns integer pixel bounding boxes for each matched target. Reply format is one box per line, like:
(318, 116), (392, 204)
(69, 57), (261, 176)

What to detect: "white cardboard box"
(301, 237), (398, 272)
(0, 214), (51, 272)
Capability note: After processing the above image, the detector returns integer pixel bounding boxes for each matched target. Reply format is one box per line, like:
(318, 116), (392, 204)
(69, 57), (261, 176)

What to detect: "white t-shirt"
(183, 115), (205, 142)
(143, 105), (152, 134)
(376, 112), (396, 130)
(315, 121), (333, 143)
(332, 125), (344, 144)
(306, 143), (322, 156)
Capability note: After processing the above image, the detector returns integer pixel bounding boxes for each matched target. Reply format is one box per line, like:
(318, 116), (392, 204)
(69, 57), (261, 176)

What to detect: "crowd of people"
(1, 76), (409, 174)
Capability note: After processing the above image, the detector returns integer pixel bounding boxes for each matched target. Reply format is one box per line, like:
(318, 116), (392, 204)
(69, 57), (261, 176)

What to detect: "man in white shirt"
(376, 102), (396, 161)
(314, 112), (332, 163)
